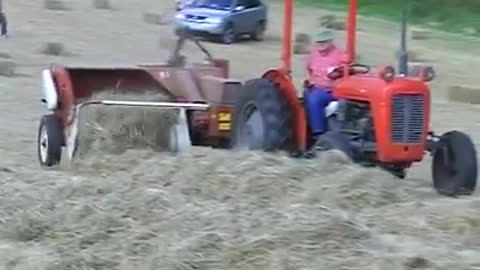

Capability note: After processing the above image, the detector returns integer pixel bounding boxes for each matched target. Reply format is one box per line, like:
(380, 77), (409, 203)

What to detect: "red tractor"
(229, 0), (477, 196)
(37, 0), (477, 197)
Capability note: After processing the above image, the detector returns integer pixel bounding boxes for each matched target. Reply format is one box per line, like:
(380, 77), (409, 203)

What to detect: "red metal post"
(281, 0), (293, 73)
(346, 0), (357, 64)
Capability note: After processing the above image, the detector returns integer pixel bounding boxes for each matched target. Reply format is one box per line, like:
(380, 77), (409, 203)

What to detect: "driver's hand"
(327, 66), (337, 74)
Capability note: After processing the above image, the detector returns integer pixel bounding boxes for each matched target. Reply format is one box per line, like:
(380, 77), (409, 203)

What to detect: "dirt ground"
(0, 0), (480, 269)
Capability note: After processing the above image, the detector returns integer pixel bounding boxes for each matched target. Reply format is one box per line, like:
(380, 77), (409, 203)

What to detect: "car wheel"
(221, 23), (235, 44)
(251, 21), (265, 41)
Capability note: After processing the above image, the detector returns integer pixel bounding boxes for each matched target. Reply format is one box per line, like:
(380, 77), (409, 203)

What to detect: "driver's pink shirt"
(306, 46), (345, 89)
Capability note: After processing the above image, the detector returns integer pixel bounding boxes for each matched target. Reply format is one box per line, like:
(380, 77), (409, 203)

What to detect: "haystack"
(0, 60), (16, 77)
(447, 85), (480, 104)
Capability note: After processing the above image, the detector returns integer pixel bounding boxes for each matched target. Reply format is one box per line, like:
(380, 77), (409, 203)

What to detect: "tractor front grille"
(390, 94), (425, 144)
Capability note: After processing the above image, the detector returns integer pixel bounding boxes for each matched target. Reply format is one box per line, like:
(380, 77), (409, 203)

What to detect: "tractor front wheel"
(232, 78), (292, 151)
(432, 130), (477, 196)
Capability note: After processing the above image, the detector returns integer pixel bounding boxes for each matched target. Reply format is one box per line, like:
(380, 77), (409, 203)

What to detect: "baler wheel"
(232, 78), (292, 151)
(37, 114), (64, 167)
(432, 130), (477, 196)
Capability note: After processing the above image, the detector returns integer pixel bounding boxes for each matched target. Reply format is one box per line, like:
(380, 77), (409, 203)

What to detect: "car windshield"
(193, 0), (233, 10)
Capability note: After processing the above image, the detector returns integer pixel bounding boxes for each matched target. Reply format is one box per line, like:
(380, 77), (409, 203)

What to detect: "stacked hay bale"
(293, 33), (312, 55)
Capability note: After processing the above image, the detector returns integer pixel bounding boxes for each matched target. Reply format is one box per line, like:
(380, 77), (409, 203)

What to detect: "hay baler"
(37, 0), (477, 197)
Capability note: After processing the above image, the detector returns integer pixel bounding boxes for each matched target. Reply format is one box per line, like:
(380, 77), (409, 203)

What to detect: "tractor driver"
(304, 28), (344, 140)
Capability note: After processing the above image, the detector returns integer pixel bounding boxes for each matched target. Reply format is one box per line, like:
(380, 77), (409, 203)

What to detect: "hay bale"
(44, 0), (71, 10)
(93, 0), (112, 9)
(293, 33), (311, 55)
(447, 85), (480, 104)
(317, 14), (345, 30)
(143, 12), (168, 25)
(317, 14), (335, 27)
(41, 42), (66, 56)
(407, 62), (426, 77)
(463, 27), (478, 35)
(76, 90), (178, 156)
(0, 52), (12, 59)
(410, 28), (430, 40)
(395, 49), (420, 62)
(0, 60), (16, 77)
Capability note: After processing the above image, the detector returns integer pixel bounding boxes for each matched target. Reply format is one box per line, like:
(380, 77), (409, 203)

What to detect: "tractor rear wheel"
(432, 130), (477, 196)
(232, 78), (293, 151)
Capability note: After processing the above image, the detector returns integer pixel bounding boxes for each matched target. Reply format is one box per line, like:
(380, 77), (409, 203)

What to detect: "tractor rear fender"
(262, 69), (308, 152)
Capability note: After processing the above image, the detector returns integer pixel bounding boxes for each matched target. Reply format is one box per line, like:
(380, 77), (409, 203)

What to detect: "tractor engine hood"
(333, 76), (431, 101)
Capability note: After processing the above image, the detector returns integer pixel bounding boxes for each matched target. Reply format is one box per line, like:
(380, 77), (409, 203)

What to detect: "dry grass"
(44, 0), (71, 11)
(0, 60), (16, 77)
(75, 89), (179, 157)
(447, 85), (480, 104)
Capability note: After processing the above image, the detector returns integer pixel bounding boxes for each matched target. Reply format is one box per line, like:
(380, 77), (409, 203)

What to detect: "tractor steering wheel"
(327, 63), (371, 80)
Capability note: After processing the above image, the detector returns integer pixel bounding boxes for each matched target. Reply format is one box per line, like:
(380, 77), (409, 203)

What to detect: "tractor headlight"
(420, 66), (435, 82)
(380, 65), (395, 82)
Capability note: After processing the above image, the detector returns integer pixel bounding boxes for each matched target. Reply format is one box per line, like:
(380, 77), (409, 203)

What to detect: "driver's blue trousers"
(304, 86), (336, 135)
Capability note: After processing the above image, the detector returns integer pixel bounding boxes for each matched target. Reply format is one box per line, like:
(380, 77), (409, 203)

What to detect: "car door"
(230, 0), (251, 34)
(242, 0), (265, 33)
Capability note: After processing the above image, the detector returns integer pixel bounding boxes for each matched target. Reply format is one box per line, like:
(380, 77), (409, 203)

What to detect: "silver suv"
(174, 0), (267, 44)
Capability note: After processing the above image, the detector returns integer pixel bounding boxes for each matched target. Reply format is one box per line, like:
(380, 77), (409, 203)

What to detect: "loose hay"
(447, 85), (480, 104)
(0, 60), (16, 77)
(75, 89), (179, 157)
(1, 147), (477, 270)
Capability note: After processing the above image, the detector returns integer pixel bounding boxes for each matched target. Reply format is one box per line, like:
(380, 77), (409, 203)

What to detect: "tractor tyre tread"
(232, 78), (293, 151)
(432, 130), (477, 196)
